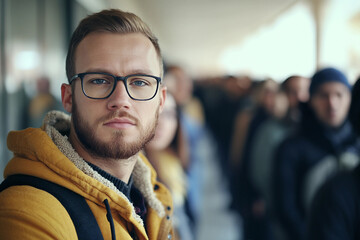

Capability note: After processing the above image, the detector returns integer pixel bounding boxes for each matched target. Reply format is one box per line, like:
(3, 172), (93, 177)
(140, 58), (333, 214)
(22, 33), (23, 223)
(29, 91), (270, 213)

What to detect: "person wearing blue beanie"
(307, 76), (360, 240)
(273, 67), (359, 240)
(310, 67), (351, 96)
(309, 67), (352, 128)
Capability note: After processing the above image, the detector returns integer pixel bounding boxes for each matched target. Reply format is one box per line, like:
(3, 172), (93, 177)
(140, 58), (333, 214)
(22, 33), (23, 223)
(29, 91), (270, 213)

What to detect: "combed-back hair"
(66, 9), (162, 82)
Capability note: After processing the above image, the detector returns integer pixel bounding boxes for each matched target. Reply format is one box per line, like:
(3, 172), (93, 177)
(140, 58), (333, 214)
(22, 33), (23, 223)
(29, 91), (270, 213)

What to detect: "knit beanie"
(310, 67), (351, 96)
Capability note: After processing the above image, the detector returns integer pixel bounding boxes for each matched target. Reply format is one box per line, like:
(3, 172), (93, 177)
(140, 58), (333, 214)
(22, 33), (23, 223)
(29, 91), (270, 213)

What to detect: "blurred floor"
(196, 135), (242, 240)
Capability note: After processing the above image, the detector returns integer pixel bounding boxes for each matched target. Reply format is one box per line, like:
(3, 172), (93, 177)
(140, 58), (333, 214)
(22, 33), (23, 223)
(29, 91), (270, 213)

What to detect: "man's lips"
(103, 117), (136, 129)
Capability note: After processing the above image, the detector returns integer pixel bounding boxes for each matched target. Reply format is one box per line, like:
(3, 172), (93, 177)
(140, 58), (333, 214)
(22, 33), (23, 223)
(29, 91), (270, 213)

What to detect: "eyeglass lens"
(82, 73), (158, 99)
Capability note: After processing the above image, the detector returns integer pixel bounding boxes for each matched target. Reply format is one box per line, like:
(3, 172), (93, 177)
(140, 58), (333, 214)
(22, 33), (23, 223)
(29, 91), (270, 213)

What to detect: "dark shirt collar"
(86, 161), (133, 199)
(86, 161), (147, 219)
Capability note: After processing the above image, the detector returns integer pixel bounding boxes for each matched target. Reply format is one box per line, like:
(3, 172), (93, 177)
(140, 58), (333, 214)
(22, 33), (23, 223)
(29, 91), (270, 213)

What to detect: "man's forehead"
(74, 32), (161, 75)
(313, 81), (350, 94)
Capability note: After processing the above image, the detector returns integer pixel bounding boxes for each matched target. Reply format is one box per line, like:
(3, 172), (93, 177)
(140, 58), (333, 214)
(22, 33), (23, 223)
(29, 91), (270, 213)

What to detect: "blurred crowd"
(23, 65), (360, 240)
(193, 66), (360, 240)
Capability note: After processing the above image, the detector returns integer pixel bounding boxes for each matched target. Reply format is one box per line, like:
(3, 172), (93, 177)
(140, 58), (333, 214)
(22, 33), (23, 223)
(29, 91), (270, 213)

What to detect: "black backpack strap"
(0, 174), (104, 240)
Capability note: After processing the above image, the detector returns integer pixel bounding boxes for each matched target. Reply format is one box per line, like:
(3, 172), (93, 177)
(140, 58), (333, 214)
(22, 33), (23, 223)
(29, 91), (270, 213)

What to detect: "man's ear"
(61, 83), (73, 113)
(159, 86), (167, 114)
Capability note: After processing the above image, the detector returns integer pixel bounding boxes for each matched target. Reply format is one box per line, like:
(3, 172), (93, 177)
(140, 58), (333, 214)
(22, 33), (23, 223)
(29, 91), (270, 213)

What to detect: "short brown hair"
(65, 9), (162, 82)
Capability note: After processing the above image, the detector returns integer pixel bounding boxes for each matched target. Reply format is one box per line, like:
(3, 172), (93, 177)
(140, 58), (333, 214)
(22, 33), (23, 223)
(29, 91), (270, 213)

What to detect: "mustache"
(101, 111), (138, 125)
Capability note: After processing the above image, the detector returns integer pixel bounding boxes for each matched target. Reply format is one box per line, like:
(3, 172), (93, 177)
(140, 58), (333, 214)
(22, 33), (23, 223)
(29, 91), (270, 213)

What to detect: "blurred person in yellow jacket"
(0, 9), (175, 240)
(27, 76), (64, 128)
(145, 93), (192, 240)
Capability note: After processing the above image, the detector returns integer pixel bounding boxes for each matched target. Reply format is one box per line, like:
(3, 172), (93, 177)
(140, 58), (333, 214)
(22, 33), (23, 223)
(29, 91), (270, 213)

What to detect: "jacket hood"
(5, 110), (166, 225)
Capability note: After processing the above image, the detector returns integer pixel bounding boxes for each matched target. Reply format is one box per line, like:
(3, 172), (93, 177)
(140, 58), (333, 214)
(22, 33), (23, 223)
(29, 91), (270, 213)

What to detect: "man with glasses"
(0, 9), (174, 240)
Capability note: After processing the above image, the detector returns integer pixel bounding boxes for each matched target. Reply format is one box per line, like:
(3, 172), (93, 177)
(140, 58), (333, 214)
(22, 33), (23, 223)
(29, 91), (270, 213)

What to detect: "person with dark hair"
(0, 9), (175, 239)
(307, 76), (360, 240)
(273, 67), (360, 240)
(230, 78), (280, 240)
(281, 75), (310, 123)
(245, 75), (309, 240)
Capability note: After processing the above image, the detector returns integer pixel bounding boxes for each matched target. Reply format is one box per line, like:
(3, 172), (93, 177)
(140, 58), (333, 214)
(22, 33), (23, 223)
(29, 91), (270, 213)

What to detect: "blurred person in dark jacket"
(250, 76), (310, 206)
(248, 75), (310, 240)
(273, 67), (360, 240)
(306, 76), (360, 240)
(230, 78), (280, 240)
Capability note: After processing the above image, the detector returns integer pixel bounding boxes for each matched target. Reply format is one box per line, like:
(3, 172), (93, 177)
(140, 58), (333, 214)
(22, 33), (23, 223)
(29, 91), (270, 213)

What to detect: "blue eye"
(128, 78), (150, 87)
(132, 80), (147, 86)
(91, 78), (110, 85)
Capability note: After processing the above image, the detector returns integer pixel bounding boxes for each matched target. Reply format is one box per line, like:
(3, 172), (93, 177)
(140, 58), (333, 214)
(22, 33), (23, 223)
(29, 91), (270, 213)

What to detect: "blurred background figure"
(282, 76), (310, 124)
(164, 65), (207, 236)
(249, 89), (289, 205)
(165, 65), (205, 125)
(273, 67), (360, 240)
(230, 79), (280, 239)
(144, 93), (193, 240)
(229, 78), (280, 240)
(27, 76), (63, 127)
(307, 75), (360, 240)
(248, 75), (310, 240)
(211, 75), (252, 176)
(230, 78), (279, 172)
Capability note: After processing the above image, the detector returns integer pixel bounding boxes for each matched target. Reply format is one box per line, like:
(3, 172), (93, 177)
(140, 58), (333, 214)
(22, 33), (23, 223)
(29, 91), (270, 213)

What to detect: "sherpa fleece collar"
(42, 110), (165, 224)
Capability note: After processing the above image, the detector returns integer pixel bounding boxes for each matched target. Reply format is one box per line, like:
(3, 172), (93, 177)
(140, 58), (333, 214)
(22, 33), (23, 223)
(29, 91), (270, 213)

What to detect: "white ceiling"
(75, 0), (360, 80)
(103, 0), (302, 77)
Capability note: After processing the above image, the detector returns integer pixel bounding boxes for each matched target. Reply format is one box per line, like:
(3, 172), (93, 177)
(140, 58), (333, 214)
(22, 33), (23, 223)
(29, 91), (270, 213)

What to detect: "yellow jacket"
(0, 111), (174, 240)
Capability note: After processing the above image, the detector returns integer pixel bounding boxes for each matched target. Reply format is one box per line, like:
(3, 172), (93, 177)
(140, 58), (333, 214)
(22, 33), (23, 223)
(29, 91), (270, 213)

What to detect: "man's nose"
(107, 81), (131, 110)
(328, 95), (339, 109)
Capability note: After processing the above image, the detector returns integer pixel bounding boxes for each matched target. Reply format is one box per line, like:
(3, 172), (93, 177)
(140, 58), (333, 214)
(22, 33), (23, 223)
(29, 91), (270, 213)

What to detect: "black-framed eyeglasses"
(70, 72), (162, 101)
